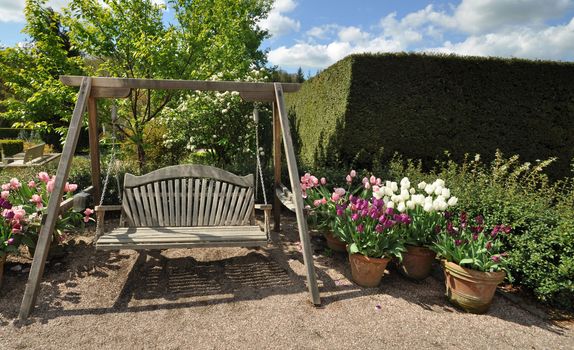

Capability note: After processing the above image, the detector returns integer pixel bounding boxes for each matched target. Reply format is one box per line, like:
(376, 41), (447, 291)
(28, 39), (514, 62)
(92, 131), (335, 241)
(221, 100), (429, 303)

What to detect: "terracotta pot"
(442, 260), (506, 314)
(0, 255), (6, 290)
(349, 253), (390, 288)
(324, 231), (347, 252)
(399, 245), (436, 280)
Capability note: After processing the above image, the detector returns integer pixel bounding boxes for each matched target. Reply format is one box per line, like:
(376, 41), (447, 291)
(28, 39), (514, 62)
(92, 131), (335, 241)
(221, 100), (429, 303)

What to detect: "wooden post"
(272, 102), (282, 232)
(19, 77), (92, 320)
(274, 83), (320, 305)
(88, 97), (101, 206)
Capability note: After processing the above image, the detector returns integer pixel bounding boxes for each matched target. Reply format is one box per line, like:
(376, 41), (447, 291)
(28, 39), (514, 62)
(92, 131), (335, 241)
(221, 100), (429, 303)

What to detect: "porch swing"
(93, 104), (272, 250)
(18, 76), (321, 320)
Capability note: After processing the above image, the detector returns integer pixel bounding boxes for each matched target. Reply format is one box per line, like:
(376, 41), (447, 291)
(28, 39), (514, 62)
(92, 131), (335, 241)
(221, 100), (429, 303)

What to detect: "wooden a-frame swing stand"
(18, 76), (320, 320)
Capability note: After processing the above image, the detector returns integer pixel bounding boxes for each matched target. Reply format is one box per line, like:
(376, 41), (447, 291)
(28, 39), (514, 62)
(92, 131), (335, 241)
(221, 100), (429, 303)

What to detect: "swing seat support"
(95, 164), (271, 250)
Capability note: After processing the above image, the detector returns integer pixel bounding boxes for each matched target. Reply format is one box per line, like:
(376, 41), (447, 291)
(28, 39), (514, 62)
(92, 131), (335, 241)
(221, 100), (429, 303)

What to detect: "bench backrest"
(24, 143), (45, 162)
(121, 164), (255, 227)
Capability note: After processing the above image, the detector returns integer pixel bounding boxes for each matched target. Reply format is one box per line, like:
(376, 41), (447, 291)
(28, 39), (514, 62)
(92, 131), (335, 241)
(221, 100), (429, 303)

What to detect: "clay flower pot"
(349, 253), (390, 287)
(442, 260), (506, 314)
(324, 231), (347, 252)
(399, 245), (436, 280)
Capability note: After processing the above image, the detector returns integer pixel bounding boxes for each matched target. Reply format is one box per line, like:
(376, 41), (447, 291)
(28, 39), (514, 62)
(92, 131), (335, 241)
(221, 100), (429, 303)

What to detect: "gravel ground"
(0, 216), (572, 349)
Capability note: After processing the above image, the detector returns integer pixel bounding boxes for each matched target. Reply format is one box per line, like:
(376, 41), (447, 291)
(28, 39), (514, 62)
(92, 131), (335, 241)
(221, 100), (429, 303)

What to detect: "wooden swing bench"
(95, 164), (271, 251)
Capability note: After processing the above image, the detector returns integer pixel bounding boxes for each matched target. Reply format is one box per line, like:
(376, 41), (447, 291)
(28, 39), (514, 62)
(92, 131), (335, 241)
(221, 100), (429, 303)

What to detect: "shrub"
(387, 151), (574, 309)
(0, 139), (24, 158)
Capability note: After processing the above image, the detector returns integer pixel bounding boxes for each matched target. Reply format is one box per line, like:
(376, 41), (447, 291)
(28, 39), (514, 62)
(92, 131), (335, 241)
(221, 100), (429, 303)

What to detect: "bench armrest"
(95, 205), (123, 237)
(254, 204), (272, 240)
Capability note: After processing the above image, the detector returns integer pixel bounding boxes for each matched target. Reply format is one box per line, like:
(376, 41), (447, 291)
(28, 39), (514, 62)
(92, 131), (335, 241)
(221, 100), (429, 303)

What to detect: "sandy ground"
(0, 216), (572, 349)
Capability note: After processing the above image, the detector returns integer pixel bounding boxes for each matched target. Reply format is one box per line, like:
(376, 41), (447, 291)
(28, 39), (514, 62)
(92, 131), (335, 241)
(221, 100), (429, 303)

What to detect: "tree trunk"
(137, 141), (146, 172)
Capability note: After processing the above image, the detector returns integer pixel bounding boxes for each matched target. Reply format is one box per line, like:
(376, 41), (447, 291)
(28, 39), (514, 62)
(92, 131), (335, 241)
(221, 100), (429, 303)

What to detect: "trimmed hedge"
(287, 53), (574, 177)
(0, 139), (24, 157)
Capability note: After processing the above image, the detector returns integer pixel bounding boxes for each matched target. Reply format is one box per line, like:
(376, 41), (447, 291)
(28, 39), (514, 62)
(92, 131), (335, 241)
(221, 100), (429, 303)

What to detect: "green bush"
(0, 139), (24, 157)
(387, 151), (574, 309)
(287, 53), (574, 178)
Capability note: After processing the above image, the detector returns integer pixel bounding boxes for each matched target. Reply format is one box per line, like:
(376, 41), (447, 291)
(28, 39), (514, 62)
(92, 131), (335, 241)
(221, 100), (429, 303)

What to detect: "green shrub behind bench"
(0, 139), (24, 158)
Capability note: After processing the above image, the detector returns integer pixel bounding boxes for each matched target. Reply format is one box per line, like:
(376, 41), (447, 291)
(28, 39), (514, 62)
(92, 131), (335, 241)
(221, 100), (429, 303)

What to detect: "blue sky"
(2, 0), (574, 73)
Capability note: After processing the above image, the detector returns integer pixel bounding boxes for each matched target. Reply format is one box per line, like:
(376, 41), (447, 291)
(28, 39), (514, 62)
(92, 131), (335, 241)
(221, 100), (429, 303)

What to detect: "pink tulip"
(28, 180), (36, 188)
(1, 191), (8, 199)
(331, 192), (340, 202)
(64, 182), (78, 192)
(1, 184), (9, 191)
(38, 172), (50, 183)
(320, 177), (326, 185)
(313, 199), (322, 207)
(370, 176), (376, 185)
(47, 180), (55, 193)
(84, 208), (94, 216)
(9, 178), (21, 189)
(346, 175), (352, 184)
(320, 197), (327, 205)
(350, 170), (356, 178)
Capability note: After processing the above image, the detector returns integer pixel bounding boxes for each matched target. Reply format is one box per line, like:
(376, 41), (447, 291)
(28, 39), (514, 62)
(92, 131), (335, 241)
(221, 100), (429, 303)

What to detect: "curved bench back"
(121, 164), (254, 227)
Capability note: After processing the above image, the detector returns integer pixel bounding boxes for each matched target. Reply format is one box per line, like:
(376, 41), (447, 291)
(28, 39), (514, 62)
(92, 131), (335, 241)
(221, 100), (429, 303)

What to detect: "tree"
(64, 0), (271, 169)
(0, 0), (85, 145)
(295, 66), (305, 83)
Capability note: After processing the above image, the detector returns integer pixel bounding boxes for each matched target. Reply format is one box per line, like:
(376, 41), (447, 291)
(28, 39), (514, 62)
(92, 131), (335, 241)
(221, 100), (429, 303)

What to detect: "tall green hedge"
(287, 53), (574, 177)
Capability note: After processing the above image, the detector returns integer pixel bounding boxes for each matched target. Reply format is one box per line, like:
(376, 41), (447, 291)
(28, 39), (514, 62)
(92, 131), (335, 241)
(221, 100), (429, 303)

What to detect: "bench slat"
(96, 240), (268, 251)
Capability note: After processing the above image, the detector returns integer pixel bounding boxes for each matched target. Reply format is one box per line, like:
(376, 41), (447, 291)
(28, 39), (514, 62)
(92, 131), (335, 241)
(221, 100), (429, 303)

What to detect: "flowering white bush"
(159, 68), (271, 166)
(373, 178), (458, 246)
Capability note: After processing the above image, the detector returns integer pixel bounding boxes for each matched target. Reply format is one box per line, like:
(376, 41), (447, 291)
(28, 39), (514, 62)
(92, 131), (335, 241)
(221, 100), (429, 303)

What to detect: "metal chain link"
(253, 108), (267, 205)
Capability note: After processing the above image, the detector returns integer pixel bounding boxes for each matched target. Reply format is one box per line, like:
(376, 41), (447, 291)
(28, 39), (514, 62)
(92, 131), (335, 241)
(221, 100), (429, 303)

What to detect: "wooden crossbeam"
(60, 75), (301, 93)
(19, 77), (92, 320)
(274, 83), (321, 306)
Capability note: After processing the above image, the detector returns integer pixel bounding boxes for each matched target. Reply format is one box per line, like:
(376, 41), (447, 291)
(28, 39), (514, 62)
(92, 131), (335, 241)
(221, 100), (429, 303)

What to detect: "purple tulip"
(491, 255), (501, 263)
(485, 241), (492, 250)
(375, 224), (383, 233)
(7, 237), (15, 245)
(434, 225), (442, 234)
(454, 239), (463, 246)
(385, 207), (394, 215)
(383, 220), (395, 229)
(460, 211), (468, 224)
(351, 213), (359, 221)
(475, 215), (484, 225)
(357, 224), (364, 233)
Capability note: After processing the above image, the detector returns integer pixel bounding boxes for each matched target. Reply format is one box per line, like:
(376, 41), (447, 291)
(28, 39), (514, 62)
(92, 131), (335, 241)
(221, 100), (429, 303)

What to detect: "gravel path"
(0, 217), (572, 349)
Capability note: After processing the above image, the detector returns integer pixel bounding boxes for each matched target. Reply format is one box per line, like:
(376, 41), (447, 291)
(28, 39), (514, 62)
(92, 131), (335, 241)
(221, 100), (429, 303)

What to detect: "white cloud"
(259, 0), (300, 38)
(338, 26), (370, 43)
(306, 24), (341, 40)
(431, 18), (574, 61)
(455, 0), (574, 33)
(0, 0), (25, 22)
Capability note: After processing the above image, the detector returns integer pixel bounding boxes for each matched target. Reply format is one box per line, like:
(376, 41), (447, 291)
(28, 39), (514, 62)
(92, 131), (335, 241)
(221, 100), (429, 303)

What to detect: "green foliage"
(288, 53), (574, 178)
(0, 140), (24, 157)
(388, 151), (574, 309)
(0, 0), (85, 147)
(65, 0), (271, 170)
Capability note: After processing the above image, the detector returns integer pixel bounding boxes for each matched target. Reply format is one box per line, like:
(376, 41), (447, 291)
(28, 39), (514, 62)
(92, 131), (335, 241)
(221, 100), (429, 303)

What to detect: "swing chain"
(95, 104), (119, 234)
(254, 108), (267, 205)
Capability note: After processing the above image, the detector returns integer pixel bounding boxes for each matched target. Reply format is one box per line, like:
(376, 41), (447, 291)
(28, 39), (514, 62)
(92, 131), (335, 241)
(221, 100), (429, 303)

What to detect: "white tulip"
(406, 200), (415, 210)
(423, 202), (433, 212)
(434, 186), (443, 196)
(383, 196), (390, 202)
(373, 189), (384, 200)
(447, 196), (458, 206)
(412, 194), (425, 205)
(425, 184), (435, 195)
(385, 187), (394, 196)
(400, 177), (410, 189)
(435, 179), (445, 187)
(400, 189), (410, 201)
(386, 201), (395, 209)
(441, 188), (451, 199)
(397, 201), (406, 213)
(409, 188), (416, 194)
(418, 181), (427, 190)
(390, 182), (398, 193)
(391, 195), (400, 203)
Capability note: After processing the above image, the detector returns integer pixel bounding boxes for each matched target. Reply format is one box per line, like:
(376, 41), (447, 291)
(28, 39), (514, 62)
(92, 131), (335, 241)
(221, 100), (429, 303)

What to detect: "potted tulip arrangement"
(301, 170), (378, 252)
(432, 212), (511, 313)
(334, 195), (410, 287)
(2, 173), (93, 258)
(373, 178), (458, 280)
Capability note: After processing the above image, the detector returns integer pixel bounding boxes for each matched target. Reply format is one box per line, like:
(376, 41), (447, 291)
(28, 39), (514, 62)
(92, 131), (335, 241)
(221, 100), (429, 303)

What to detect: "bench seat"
(96, 225), (268, 250)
